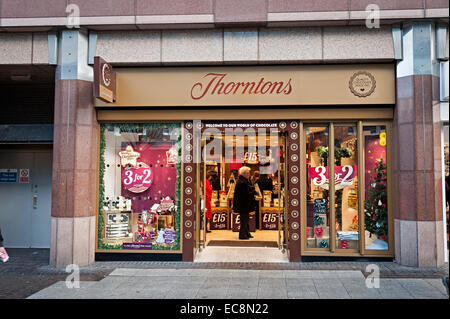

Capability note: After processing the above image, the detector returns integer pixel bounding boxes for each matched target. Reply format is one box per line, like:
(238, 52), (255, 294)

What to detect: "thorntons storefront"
(30, 21), (445, 269)
(93, 62), (397, 262)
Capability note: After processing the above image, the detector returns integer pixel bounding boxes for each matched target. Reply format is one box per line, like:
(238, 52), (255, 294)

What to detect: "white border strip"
(268, 11), (349, 22)
(0, 14), (214, 27)
(136, 14), (214, 25)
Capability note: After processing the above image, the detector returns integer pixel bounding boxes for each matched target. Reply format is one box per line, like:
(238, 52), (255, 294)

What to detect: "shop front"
(94, 63), (396, 262)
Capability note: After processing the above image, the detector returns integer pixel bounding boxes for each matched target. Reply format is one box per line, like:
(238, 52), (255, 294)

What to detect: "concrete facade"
(0, 1), (448, 268)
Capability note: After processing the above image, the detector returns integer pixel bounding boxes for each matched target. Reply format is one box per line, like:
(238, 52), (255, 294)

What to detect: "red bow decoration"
(339, 240), (349, 249)
(314, 227), (324, 238)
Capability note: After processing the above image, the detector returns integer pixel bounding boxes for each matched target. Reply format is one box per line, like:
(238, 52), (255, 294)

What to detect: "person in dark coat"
(256, 174), (273, 196)
(209, 170), (221, 191)
(232, 166), (256, 240)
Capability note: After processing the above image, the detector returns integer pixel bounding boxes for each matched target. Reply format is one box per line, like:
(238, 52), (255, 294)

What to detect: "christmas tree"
(364, 158), (388, 241)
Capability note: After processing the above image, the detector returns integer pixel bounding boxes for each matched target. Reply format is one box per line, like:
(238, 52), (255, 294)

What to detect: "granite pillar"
(50, 30), (97, 268)
(394, 22), (445, 267)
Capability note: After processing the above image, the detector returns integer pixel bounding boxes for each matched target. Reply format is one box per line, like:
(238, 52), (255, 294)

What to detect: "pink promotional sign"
(308, 165), (357, 190)
(122, 162), (153, 193)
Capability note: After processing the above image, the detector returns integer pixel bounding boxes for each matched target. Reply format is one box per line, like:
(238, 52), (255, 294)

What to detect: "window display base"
(301, 256), (394, 262)
(95, 253), (182, 262)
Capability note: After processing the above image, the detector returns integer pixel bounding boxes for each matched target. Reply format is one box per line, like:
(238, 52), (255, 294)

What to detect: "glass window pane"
(305, 126), (330, 249)
(363, 125), (389, 251)
(98, 123), (181, 251)
(334, 126), (359, 250)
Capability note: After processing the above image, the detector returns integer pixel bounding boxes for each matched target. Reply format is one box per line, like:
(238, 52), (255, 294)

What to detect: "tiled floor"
(205, 229), (279, 245)
(194, 247), (289, 263)
(196, 229), (286, 263)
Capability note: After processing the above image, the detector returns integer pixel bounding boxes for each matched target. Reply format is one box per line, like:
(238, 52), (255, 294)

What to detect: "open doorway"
(193, 122), (289, 262)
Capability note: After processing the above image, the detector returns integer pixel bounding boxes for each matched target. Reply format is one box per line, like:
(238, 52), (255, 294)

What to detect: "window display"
(304, 122), (391, 254)
(364, 125), (389, 251)
(97, 123), (181, 251)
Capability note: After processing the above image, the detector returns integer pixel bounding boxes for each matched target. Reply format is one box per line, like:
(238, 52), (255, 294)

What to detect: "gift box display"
(306, 227), (314, 238)
(307, 238), (316, 248)
(313, 226), (329, 238)
(263, 191), (272, 207)
(313, 213), (327, 227)
(219, 191), (228, 207)
(338, 239), (358, 249)
(316, 237), (329, 248)
(273, 198), (284, 208)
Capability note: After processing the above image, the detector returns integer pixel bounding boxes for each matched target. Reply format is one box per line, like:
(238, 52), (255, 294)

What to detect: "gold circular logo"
(349, 71), (376, 97)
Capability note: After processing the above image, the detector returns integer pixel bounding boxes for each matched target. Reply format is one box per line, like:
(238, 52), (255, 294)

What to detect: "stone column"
(50, 30), (98, 268)
(394, 22), (445, 267)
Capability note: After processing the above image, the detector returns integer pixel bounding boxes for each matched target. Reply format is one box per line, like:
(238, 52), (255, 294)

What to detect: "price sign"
(261, 211), (280, 230)
(231, 212), (256, 232)
(211, 210), (228, 230)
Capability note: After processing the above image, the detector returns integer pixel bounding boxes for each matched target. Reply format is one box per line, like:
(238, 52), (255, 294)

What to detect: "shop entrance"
(193, 122), (289, 262)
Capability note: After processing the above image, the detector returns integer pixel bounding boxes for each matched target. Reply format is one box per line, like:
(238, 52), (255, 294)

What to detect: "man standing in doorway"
(233, 166), (256, 240)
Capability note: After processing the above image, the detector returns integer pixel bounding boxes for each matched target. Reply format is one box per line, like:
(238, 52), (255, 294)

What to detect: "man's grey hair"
(239, 166), (251, 175)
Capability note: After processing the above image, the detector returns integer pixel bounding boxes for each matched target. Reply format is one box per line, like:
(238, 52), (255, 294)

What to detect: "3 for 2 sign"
(122, 163), (153, 193)
(308, 165), (357, 190)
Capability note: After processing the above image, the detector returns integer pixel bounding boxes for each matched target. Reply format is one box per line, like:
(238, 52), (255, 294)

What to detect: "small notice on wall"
(19, 169), (29, 183)
(0, 169), (18, 183)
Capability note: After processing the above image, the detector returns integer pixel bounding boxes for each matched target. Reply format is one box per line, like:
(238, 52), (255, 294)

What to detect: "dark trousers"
(239, 212), (250, 239)
(254, 200), (259, 229)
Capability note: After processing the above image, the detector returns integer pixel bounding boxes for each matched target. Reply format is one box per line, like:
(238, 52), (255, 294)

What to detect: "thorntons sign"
(94, 65), (395, 107)
(190, 73), (292, 100)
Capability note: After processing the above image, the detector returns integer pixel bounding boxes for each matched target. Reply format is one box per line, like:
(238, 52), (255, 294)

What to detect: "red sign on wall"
(19, 168), (29, 183)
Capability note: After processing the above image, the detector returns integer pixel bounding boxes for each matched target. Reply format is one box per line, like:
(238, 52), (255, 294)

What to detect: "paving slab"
(227, 288), (258, 299)
(396, 279), (448, 299)
(287, 287), (319, 299)
(257, 288), (288, 299)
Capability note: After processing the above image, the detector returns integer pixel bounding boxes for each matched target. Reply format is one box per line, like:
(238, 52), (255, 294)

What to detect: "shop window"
(333, 126), (359, 250)
(363, 125), (389, 251)
(98, 123), (181, 252)
(305, 126), (330, 249)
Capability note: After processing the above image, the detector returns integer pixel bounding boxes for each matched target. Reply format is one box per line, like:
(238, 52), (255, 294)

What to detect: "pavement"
(27, 268), (449, 299)
(1, 249), (449, 299)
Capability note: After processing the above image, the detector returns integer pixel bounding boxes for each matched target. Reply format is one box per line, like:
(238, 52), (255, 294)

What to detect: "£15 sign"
(308, 165), (357, 190)
(122, 162), (153, 193)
